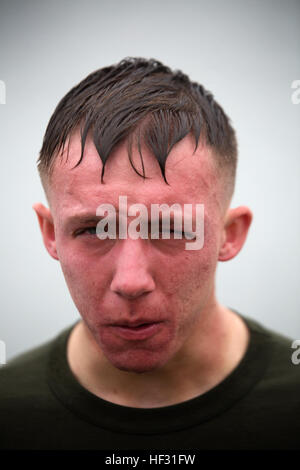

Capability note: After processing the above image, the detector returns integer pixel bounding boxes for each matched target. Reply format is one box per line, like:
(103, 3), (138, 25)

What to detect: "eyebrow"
(63, 210), (186, 227)
(64, 213), (112, 228)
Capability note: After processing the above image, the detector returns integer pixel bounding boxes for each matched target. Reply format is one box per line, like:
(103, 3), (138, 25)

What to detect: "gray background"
(0, 0), (299, 361)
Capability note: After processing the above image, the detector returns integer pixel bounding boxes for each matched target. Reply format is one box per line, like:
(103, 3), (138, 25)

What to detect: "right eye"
(75, 226), (97, 236)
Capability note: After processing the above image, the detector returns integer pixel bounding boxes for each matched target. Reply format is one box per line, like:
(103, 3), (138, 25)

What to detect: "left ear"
(218, 206), (253, 261)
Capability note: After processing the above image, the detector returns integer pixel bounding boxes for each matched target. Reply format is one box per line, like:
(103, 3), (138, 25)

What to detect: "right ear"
(32, 203), (59, 260)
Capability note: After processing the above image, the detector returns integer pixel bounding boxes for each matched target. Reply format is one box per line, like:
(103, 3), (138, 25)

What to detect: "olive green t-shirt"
(0, 313), (299, 450)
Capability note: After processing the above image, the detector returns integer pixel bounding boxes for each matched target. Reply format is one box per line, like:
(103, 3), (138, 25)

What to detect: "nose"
(110, 238), (155, 300)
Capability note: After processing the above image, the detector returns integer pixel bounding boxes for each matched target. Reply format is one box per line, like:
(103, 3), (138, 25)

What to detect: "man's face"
(47, 131), (227, 373)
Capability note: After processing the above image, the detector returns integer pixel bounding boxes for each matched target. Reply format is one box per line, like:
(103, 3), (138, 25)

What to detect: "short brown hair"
(37, 57), (238, 195)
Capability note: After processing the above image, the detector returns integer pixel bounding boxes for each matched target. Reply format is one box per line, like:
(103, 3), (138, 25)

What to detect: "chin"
(104, 350), (170, 374)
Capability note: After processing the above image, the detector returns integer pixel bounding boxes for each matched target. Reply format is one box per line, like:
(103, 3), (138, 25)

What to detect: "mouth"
(121, 322), (152, 329)
(108, 321), (163, 340)
(111, 319), (162, 328)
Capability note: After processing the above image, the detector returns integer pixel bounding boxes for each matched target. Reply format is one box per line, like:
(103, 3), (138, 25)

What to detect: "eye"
(157, 228), (193, 240)
(158, 222), (191, 238)
(75, 226), (97, 236)
(170, 230), (194, 240)
(160, 228), (179, 237)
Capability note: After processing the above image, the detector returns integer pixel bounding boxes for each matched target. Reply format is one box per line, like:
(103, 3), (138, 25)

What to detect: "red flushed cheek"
(163, 245), (217, 299)
(159, 217), (219, 299)
(57, 248), (110, 321)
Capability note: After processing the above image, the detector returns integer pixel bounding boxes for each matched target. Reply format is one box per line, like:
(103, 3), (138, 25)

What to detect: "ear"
(218, 206), (252, 262)
(32, 203), (59, 260)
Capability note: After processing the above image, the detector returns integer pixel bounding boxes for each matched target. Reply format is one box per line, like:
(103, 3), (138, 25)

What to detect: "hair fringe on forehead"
(37, 57), (237, 191)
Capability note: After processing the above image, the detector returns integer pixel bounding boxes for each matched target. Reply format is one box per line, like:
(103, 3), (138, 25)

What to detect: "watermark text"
(0, 80), (6, 104)
(0, 340), (6, 366)
(95, 196), (205, 250)
(291, 80), (300, 104)
(291, 340), (300, 365)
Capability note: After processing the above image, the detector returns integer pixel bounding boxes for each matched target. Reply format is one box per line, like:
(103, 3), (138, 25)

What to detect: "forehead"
(49, 130), (223, 216)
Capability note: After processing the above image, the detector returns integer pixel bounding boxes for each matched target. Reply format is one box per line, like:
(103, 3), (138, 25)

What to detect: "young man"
(1, 57), (299, 450)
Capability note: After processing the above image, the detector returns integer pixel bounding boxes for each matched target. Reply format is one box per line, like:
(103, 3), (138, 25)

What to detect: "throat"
(66, 309), (250, 409)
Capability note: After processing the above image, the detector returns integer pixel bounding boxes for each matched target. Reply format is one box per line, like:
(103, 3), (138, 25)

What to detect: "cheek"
(167, 252), (216, 313)
(163, 233), (219, 302)
(57, 243), (110, 314)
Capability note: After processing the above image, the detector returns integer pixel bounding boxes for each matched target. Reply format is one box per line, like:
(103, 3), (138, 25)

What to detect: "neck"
(67, 303), (249, 408)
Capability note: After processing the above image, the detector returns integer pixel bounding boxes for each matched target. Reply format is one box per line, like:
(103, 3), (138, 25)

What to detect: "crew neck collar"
(47, 312), (273, 434)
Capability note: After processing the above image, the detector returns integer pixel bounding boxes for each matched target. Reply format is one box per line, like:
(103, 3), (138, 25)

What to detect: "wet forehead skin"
(47, 130), (227, 228)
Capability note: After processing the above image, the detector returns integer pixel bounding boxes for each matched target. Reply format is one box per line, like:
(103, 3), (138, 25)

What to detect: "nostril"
(110, 274), (155, 299)
(115, 290), (149, 300)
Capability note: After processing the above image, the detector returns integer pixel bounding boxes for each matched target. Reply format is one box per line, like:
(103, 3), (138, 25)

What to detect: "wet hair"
(37, 56), (237, 196)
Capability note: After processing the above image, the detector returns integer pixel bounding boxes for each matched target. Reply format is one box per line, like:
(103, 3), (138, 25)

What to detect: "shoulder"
(242, 313), (300, 394)
(0, 324), (74, 402)
(0, 324), (76, 449)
